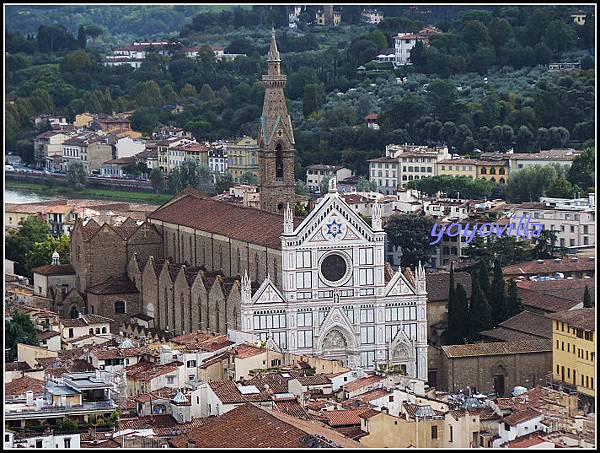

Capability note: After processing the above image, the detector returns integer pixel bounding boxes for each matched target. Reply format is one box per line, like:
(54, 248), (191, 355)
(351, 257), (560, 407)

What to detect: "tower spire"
(268, 28), (280, 61)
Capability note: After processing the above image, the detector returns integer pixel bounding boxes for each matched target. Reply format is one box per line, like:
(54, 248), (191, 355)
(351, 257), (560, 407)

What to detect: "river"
(4, 189), (65, 204)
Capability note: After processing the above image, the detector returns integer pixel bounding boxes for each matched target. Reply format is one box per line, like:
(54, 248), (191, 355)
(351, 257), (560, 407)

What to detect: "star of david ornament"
(325, 219), (344, 239)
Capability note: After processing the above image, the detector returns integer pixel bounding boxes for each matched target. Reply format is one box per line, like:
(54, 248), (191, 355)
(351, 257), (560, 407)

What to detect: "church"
(48, 32), (427, 376)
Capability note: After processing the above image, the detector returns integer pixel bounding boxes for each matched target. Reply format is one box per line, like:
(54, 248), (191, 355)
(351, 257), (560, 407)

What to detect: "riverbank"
(5, 180), (172, 204)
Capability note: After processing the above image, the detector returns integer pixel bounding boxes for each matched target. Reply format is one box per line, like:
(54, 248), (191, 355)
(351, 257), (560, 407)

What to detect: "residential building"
(503, 256), (596, 281)
(364, 113), (381, 129)
(361, 9), (384, 24)
(100, 155), (138, 177)
(305, 164), (353, 192)
(367, 156), (399, 194)
(208, 145), (228, 175)
(199, 379), (273, 417)
(156, 136), (196, 173)
(59, 314), (113, 343)
(506, 196), (596, 248)
(34, 130), (73, 169)
(505, 148), (582, 174)
(315, 6), (341, 26)
(393, 27), (441, 66)
(4, 370), (117, 432)
(226, 136), (259, 182)
(546, 308), (594, 411)
(61, 133), (114, 175)
(5, 431), (81, 449)
(34, 114), (69, 129)
(492, 408), (545, 447)
(475, 155), (510, 184)
(571, 11), (587, 25)
(110, 135), (146, 159)
(124, 357), (186, 396)
(32, 251), (76, 299)
(436, 158), (478, 179)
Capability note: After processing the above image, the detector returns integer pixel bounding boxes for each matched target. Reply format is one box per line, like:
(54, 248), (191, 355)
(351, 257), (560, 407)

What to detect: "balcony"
(5, 400), (117, 420)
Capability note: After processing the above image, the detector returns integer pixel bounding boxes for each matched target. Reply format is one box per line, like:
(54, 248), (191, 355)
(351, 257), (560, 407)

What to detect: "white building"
(5, 432), (81, 449)
(240, 182), (428, 377)
(361, 9), (384, 24)
(508, 194), (596, 249)
(505, 148), (582, 174)
(209, 146), (228, 175)
(393, 33), (424, 66)
(493, 409), (546, 447)
(113, 136), (146, 159)
(305, 165), (353, 192)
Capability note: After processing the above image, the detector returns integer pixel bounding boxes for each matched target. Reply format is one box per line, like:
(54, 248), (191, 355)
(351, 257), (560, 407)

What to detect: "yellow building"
(475, 157), (509, 184)
(73, 112), (94, 128)
(547, 308), (595, 407)
(436, 158), (478, 179)
(227, 136), (259, 183)
(360, 406), (446, 448)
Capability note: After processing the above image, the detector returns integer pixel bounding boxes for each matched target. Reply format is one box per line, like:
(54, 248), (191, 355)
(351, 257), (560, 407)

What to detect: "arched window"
(490, 167), (496, 175)
(101, 327), (107, 334)
(198, 296), (202, 329)
(70, 306), (79, 319)
(499, 167), (505, 175)
(95, 328), (101, 334)
(480, 167), (487, 175)
(115, 300), (126, 314)
(181, 292), (185, 332)
(89, 328), (94, 335)
(275, 144), (284, 179)
(490, 177), (496, 182)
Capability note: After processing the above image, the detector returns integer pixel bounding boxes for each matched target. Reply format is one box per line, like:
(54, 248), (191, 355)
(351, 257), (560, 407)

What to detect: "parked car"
(5, 164), (15, 172)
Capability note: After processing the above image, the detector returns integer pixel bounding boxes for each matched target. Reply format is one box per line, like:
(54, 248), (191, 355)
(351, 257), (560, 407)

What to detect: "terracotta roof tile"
(274, 398), (310, 419)
(518, 287), (581, 313)
(503, 258), (595, 277)
(480, 311), (552, 340)
(168, 403), (315, 448)
(343, 375), (384, 393)
(442, 339), (552, 358)
(86, 276), (138, 295)
(426, 271), (472, 302)
(504, 408), (542, 426)
(320, 407), (373, 427)
(5, 376), (45, 396)
(125, 360), (182, 382)
(32, 264), (76, 276)
(208, 380), (272, 404)
(518, 278), (595, 305)
(119, 414), (207, 437)
(230, 343), (267, 359)
(148, 191), (301, 249)
(294, 375), (332, 386)
(5, 361), (33, 372)
(545, 308), (595, 331)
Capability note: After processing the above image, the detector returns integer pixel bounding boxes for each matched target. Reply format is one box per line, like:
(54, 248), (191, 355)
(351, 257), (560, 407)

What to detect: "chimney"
(26, 390), (34, 406)
(35, 397), (44, 410)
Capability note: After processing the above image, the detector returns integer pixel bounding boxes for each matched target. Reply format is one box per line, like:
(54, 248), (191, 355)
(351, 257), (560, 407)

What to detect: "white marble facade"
(241, 182), (428, 379)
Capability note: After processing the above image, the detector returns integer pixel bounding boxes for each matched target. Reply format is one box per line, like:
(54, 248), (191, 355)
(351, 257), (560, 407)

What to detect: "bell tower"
(258, 30), (296, 214)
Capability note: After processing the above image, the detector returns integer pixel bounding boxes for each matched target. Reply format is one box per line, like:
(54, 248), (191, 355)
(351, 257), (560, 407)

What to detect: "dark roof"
(504, 408), (542, 426)
(148, 190), (301, 250)
(208, 380), (272, 404)
(5, 361), (33, 372)
(503, 258), (595, 276)
(60, 314), (114, 327)
(545, 308), (595, 331)
(169, 403), (315, 448)
(32, 264), (76, 276)
(87, 276), (139, 295)
(426, 271), (472, 302)
(38, 330), (61, 340)
(442, 339), (552, 358)
(517, 278), (595, 304)
(518, 287), (582, 313)
(480, 310), (553, 340)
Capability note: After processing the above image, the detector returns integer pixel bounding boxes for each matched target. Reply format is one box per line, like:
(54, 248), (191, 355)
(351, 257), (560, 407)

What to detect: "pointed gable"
(251, 277), (286, 305)
(384, 268), (417, 297)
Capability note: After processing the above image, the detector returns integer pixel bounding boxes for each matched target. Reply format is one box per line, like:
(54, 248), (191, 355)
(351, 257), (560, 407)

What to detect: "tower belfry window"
(275, 144), (284, 179)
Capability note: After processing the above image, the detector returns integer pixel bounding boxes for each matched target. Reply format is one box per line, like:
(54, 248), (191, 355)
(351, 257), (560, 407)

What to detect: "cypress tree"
(506, 279), (524, 317)
(490, 258), (508, 325)
(453, 283), (470, 344)
(478, 260), (491, 301)
(583, 285), (593, 308)
(468, 269), (493, 341)
(446, 263), (458, 344)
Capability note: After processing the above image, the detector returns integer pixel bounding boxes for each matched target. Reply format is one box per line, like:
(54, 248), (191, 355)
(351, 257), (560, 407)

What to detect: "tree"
(448, 282), (470, 345)
(239, 171), (258, 185)
(547, 176), (575, 198)
(543, 19), (577, 53)
(568, 148), (594, 193)
(583, 285), (593, 308)
(199, 83), (217, 102)
(149, 168), (165, 194)
(319, 176), (331, 195)
(531, 229), (565, 259)
(60, 49), (93, 74)
(461, 20), (491, 48)
(215, 172), (234, 194)
(488, 18), (514, 48)
(384, 214), (436, 268)
(506, 279), (524, 317)
(356, 176), (378, 192)
(295, 179), (309, 195)
(467, 269), (494, 340)
(506, 164), (559, 202)
(489, 258), (508, 325)
(24, 235), (70, 276)
(5, 216), (51, 277)
(168, 159), (214, 195)
(6, 311), (38, 362)
(65, 160), (87, 189)
(303, 83), (325, 118)
(478, 260), (491, 301)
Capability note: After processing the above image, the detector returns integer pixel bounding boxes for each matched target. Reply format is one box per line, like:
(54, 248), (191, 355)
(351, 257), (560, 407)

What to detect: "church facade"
(240, 182), (428, 377)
